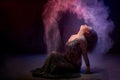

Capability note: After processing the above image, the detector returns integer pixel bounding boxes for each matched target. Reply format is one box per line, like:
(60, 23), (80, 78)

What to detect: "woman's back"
(66, 39), (82, 67)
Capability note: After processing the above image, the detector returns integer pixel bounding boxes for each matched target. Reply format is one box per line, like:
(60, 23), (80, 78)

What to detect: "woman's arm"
(80, 37), (90, 73)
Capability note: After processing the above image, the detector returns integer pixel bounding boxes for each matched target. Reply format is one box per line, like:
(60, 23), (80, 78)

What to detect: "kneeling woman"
(33, 24), (97, 75)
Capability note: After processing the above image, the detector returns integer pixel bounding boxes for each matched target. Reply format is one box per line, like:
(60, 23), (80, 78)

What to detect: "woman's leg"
(41, 52), (57, 73)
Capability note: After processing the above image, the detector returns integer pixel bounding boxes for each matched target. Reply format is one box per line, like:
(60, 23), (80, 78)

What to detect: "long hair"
(85, 29), (98, 52)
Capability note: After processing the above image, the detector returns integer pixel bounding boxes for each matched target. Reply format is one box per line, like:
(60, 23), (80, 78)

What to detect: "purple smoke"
(42, 0), (114, 54)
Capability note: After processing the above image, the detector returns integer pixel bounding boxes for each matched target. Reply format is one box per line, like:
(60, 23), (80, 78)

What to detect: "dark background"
(0, 0), (120, 54)
(103, 0), (120, 54)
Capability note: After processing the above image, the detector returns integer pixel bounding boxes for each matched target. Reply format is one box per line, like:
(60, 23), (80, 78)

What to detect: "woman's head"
(79, 24), (92, 37)
(79, 24), (98, 52)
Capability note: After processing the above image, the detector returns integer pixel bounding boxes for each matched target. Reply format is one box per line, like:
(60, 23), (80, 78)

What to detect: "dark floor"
(0, 53), (120, 80)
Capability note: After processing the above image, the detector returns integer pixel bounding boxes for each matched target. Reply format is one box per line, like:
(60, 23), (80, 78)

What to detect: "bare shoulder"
(70, 34), (77, 38)
(68, 34), (77, 42)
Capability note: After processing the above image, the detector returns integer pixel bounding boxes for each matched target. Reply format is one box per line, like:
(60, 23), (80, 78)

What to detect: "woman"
(65, 24), (93, 74)
(32, 24), (96, 76)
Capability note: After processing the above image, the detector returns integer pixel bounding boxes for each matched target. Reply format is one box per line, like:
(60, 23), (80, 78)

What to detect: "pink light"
(42, 0), (114, 54)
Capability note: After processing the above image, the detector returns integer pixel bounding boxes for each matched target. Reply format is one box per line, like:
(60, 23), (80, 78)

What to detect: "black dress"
(39, 39), (82, 75)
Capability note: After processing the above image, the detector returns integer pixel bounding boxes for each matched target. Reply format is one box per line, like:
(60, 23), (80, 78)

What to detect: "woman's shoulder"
(68, 34), (77, 41)
(66, 34), (85, 44)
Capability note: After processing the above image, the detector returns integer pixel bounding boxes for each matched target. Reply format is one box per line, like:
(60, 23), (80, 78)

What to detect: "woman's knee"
(47, 51), (57, 59)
